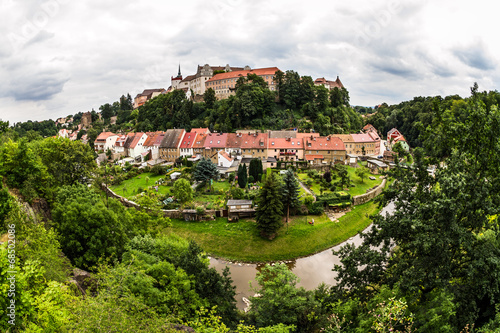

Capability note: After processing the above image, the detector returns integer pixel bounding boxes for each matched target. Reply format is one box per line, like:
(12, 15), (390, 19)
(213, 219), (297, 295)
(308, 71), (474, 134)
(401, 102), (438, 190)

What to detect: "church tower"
(171, 63), (183, 90)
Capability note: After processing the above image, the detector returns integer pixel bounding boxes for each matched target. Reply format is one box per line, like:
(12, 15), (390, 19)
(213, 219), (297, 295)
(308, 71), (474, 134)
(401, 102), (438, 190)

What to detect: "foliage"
(255, 172), (284, 238)
(52, 185), (130, 270)
(0, 139), (50, 202)
(354, 166), (369, 183)
(249, 263), (321, 331)
(194, 158), (219, 191)
(30, 137), (97, 188)
(281, 169), (300, 225)
(333, 89), (500, 330)
(172, 178), (193, 206)
(238, 163), (248, 189)
(249, 159), (263, 184)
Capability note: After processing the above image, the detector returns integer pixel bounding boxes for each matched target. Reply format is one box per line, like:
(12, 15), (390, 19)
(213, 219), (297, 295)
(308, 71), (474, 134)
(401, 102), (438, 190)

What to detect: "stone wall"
(352, 178), (387, 206)
(102, 184), (218, 219)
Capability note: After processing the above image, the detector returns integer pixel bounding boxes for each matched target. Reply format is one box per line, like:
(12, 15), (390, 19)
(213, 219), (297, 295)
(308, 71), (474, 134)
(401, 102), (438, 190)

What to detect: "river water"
(209, 202), (395, 310)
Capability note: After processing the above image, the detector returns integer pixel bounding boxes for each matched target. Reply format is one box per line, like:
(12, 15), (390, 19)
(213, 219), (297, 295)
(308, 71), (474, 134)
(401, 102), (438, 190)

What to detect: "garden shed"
(227, 199), (255, 222)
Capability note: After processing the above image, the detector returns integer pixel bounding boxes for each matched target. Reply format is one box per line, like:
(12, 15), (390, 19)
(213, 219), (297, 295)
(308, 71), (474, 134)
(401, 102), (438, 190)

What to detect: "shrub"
(248, 175), (254, 184)
(228, 173), (235, 182)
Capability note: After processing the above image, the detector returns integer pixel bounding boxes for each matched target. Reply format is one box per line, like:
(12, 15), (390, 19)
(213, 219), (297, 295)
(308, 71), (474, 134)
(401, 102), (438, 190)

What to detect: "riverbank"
(164, 200), (382, 262)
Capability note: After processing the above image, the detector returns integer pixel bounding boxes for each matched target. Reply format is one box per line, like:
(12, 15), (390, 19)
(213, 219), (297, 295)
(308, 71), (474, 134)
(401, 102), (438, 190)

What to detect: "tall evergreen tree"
(249, 158), (263, 183)
(282, 169), (300, 232)
(256, 172), (283, 238)
(237, 164), (247, 189)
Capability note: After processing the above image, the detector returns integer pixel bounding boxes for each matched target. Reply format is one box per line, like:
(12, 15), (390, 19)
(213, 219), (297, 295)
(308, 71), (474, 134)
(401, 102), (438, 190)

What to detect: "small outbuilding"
(367, 159), (389, 174)
(227, 199), (255, 222)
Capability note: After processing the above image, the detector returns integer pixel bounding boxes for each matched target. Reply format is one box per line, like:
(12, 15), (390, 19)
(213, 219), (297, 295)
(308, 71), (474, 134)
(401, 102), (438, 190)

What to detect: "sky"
(0, 0), (498, 123)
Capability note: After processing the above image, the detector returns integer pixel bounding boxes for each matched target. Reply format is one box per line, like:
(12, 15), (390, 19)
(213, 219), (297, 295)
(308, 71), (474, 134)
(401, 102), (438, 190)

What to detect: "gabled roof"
(296, 132), (320, 138)
(95, 132), (117, 142)
(268, 137), (303, 149)
(218, 150), (233, 162)
(179, 132), (197, 149)
(206, 67), (280, 83)
(363, 123), (376, 131)
(124, 132), (145, 149)
(240, 133), (267, 149)
(135, 89), (166, 98)
(204, 133), (228, 149)
(314, 76), (344, 89)
(160, 129), (185, 149)
(190, 128), (210, 135)
(304, 136), (345, 151)
(192, 133), (207, 149)
(351, 133), (376, 143)
(333, 134), (354, 143)
(225, 133), (243, 148)
(143, 132), (165, 147)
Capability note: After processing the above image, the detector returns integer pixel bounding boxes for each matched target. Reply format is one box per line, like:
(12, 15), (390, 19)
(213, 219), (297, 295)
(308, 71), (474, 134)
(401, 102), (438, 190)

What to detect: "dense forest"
(2, 85), (500, 331)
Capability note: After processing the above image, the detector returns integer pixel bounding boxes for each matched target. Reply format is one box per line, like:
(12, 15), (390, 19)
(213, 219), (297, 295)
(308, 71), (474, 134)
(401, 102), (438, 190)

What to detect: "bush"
(248, 175), (254, 184)
(228, 173), (235, 182)
(151, 165), (166, 175)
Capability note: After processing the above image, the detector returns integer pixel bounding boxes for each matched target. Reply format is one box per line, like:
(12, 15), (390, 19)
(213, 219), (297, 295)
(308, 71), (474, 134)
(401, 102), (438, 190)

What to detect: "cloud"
(453, 42), (496, 71)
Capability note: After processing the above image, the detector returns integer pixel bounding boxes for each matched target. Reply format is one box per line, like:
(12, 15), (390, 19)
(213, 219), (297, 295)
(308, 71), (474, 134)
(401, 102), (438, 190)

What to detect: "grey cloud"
(9, 72), (68, 101)
(453, 45), (496, 71)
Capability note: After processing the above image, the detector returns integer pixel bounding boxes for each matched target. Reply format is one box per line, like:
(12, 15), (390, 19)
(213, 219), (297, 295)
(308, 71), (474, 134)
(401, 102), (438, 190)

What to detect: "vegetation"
(256, 172), (284, 239)
(166, 201), (379, 262)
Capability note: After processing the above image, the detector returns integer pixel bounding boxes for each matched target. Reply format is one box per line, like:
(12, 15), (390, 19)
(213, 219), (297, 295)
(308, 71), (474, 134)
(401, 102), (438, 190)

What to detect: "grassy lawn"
(110, 172), (171, 199)
(347, 164), (384, 196)
(164, 200), (381, 262)
(297, 165), (384, 197)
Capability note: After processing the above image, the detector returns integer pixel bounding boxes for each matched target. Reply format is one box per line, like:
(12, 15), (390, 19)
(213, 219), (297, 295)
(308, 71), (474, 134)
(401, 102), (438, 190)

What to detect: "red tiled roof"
(334, 134), (354, 143)
(219, 150), (233, 162)
(226, 133), (243, 148)
(314, 76), (344, 89)
(363, 123), (375, 131)
(304, 136), (345, 151)
(190, 128), (209, 135)
(296, 132), (320, 138)
(268, 137), (303, 149)
(206, 67), (280, 83)
(351, 133), (375, 143)
(95, 132), (117, 142)
(305, 154), (324, 161)
(143, 132), (165, 147)
(124, 132), (145, 149)
(240, 133), (267, 149)
(179, 132), (197, 149)
(192, 133), (207, 149)
(204, 133), (228, 149)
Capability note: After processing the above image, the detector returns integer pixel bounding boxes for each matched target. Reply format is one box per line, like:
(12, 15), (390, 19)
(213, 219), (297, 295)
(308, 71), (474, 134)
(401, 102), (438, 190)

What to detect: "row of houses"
(134, 63), (346, 107)
(92, 125), (383, 170)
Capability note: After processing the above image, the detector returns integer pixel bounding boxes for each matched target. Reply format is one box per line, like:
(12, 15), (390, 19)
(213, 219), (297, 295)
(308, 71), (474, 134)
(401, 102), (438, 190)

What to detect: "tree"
(355, 166), (369, 183)
(30, 137), (96, 189)
(323, 170), (332, 183)
(282, 169), (300, 231)
(203, 88), (216, 110)
(249, 159), (263, 183)
(172, 178), (193, 207)
(256, 172), (283, 238)
(193, 158), (219, 192)
(335, 164), (351, 190)
(238, 164), (248, 189)
(333, 90), (500, 330)
(249, 263), (321, 331)
(52, 185), (129, 270)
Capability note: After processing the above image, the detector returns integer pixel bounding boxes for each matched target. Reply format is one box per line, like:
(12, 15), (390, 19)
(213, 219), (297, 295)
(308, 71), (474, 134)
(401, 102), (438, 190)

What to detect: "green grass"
(297, 165), (384, 197)
(110, 172), (171, 199)
(347, 164), (384, 196)
(164, 200), (381, 262)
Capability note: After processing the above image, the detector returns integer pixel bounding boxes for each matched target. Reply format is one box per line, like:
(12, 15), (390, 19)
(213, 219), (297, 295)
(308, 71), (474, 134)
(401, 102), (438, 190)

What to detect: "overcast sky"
(0, 0), (498, 123)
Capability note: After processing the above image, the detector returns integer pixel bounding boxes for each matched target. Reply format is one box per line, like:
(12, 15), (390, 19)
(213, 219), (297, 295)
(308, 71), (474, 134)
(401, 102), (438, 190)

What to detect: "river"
(209, 202), (395, 310)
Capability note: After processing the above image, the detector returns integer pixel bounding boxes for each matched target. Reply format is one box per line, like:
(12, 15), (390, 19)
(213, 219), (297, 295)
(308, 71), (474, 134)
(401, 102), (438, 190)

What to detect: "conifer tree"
(256, 172), (283, 239)
(282, 169), (300, 232)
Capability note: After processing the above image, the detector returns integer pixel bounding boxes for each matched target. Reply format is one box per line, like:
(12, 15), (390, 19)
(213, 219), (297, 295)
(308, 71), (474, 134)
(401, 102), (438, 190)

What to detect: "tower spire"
(177, 63), (181, 77)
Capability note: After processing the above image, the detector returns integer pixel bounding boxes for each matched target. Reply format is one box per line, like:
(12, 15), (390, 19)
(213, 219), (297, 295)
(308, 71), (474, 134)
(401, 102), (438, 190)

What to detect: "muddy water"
(209, 202), (395, 310)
